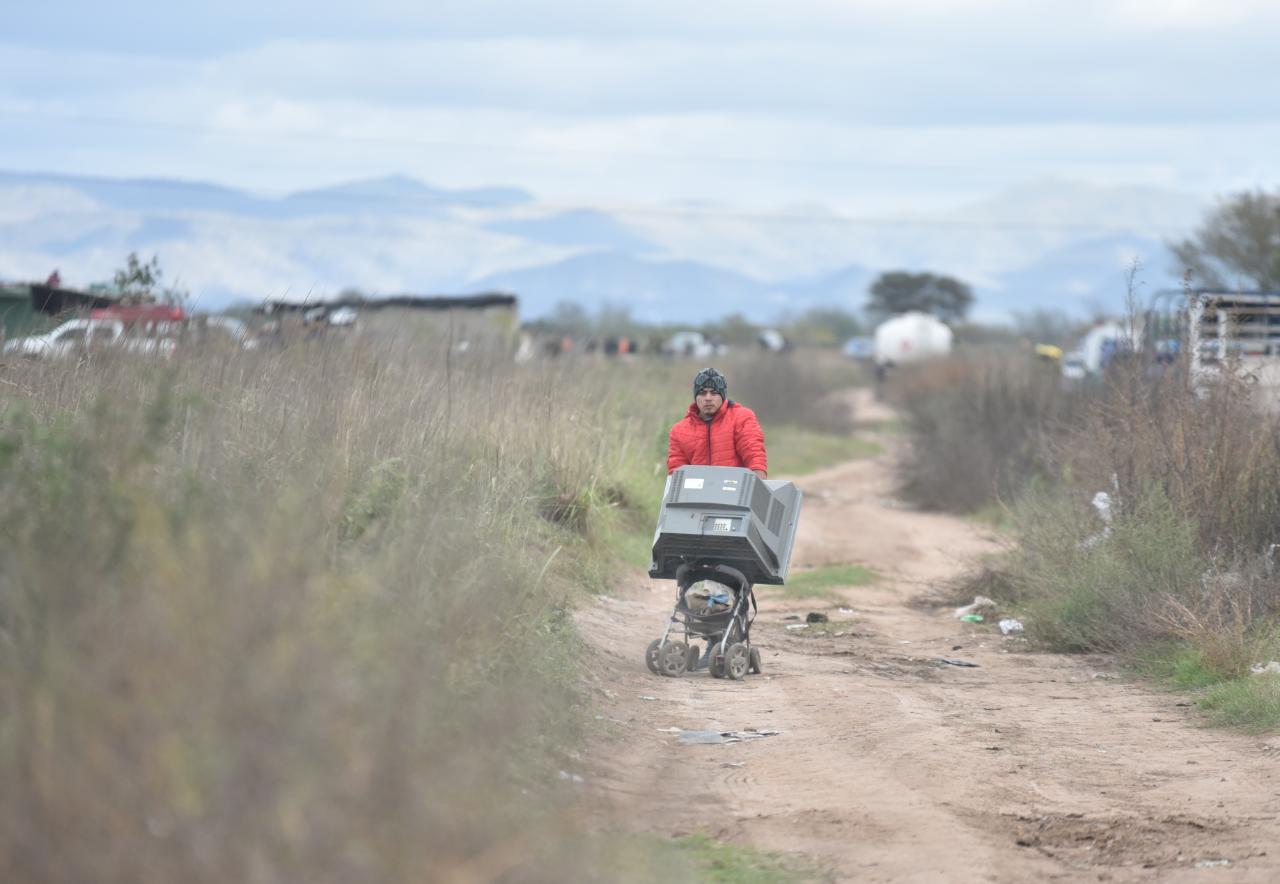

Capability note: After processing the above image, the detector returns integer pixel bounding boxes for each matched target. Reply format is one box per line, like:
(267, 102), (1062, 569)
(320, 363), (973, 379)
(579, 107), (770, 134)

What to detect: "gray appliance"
(649, 465), (803, 585)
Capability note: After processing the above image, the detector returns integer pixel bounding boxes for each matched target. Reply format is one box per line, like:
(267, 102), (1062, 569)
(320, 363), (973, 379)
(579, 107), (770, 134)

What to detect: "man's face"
(696, 387), (724, 419)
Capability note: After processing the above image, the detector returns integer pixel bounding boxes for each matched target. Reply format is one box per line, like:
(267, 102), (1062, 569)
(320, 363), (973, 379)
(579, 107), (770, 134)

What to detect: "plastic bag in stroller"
(645, 563), (760, 679)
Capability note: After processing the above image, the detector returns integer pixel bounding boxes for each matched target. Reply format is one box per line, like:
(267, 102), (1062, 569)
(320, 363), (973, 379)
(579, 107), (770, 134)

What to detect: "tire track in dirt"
(576, 394), (1280, 882)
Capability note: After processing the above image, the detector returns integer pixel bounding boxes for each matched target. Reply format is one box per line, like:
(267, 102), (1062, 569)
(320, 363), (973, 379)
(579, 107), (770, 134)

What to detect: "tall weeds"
(891, 353), (1070, 511)
(0, 340), (666, 883)
(896, 350), (1280, 689)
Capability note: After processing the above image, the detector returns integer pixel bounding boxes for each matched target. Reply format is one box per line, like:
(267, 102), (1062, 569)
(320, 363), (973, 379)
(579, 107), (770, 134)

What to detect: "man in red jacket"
(668, 367), (767, 479)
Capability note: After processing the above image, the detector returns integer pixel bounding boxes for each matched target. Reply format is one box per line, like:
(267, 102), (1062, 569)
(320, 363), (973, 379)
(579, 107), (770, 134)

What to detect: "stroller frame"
(646, 561), (761, 680)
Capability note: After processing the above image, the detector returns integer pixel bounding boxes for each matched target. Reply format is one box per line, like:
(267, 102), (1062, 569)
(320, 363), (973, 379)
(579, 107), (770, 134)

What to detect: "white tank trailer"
(873, 311), (953, 367)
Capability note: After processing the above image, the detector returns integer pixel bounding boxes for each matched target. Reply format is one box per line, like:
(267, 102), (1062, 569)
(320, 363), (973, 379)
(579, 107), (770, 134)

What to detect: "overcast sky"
(3, 0), (1278, 214)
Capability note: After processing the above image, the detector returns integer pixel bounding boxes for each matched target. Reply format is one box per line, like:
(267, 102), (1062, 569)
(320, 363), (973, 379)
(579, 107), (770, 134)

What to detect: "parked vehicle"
(3, 316), (175, 359)
(187, 314), (257, 348)
(328, 307), (358, 327)
(873, 312), (953, 368)
(664, 330), (715, 359)
(842, 336), (875, 360)
(757, 329), (787, 353)
(4, 317), (122, 358)
(1062, 320), (1140, 381)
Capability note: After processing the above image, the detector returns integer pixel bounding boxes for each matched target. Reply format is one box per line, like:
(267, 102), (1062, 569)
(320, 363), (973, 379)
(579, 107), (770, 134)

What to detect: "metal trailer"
(645, 465), (803, 680)
(1146, 289), (1280, 361)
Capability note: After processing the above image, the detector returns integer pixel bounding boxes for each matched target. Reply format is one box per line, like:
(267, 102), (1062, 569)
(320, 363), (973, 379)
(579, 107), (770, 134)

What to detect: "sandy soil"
(575, 392), (1280, 882)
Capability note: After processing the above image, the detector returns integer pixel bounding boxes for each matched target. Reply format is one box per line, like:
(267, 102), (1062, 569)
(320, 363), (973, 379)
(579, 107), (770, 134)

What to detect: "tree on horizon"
(866, 271), (972, 322)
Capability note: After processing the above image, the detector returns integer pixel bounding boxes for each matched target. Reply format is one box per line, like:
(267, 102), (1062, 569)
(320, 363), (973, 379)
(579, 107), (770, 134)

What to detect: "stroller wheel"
(725, 643), (750, 680)
(645, 639), (662, 674)
(657, 641), (689, 677)
(748, 646), (762, 675)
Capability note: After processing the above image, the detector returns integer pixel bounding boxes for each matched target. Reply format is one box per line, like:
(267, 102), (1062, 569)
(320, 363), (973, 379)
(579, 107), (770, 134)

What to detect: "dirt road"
(577, 397), (1280, 882)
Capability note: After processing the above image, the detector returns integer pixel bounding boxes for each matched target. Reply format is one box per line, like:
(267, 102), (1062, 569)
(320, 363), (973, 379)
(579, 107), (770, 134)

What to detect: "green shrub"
(1003, 486), (1204, 652)
(1199, 676), (1280, 733)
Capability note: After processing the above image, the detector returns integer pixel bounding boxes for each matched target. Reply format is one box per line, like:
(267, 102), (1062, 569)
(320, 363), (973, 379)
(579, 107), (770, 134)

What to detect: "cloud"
(11, 1), (1278, 50)
(1, 1), (1277, 212)
(1102, 0), (1276, 29)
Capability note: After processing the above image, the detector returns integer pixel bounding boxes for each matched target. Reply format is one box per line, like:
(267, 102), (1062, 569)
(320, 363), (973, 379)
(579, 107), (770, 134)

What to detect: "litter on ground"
(953, 596), (996, 620)
(676, 728), (781, 745)
(937, 657), (980, 667)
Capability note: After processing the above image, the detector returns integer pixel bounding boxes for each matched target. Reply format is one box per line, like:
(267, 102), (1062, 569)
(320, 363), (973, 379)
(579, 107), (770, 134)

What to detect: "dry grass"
(0, 333), (871, 882)
(0, 335), (667, 884)
(895, 350), (1280, 699)
(724, 351), (863, 435)
(890, 352), (1072, 512)
(1054, 363), (1280, 555)
(1152, 561), (1280, 678)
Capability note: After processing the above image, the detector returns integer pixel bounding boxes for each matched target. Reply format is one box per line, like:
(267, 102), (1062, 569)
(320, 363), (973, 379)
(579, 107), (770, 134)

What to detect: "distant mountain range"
(0, 169), (1204, 322)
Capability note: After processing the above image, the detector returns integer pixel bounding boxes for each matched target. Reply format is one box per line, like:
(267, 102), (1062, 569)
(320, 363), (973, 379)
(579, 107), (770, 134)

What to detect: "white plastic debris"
(1078, 491), (1115, 549)
(953, 596), (996, 620)
(785, 623), (810, 631)
(1250, 662), (1280, 676)
(998, 618), (1024, 635)
(1092, 491), (1114, 526)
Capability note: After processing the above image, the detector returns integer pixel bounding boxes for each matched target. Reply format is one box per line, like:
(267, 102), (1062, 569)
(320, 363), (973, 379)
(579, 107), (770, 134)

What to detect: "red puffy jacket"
(667, 400), (767, 475)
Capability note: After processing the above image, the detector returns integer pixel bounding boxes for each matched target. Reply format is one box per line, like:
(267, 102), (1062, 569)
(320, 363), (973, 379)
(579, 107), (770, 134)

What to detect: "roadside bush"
(723, 351), (862, 435)
(891, 353), (1070, 511)
(1003, 485), (1205, 652)
(1054, 367), (1280, 554)
(942, 355), (1280, 703)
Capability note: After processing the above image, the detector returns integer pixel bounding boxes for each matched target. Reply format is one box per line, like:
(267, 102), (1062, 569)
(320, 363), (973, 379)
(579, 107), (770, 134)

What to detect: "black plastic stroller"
(645, 466), (803, 681)
(645, 562), (761, 680)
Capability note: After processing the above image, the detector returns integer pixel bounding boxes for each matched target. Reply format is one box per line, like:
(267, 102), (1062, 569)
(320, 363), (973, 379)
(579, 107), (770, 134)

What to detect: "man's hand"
(753, 469), (767, 480)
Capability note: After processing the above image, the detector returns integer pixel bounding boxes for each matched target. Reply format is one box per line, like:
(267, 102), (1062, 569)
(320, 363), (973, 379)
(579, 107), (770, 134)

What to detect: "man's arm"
(667, 425), (689, 474)
(735, 408), (767, 477)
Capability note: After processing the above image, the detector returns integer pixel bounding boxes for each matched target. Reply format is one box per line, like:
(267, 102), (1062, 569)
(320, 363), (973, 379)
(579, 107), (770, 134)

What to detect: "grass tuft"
(1198, 676), (1280, 733)
(765, 427), (881, 476)
(773, 564), (877, 601)
(664, 833), (833, 883)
